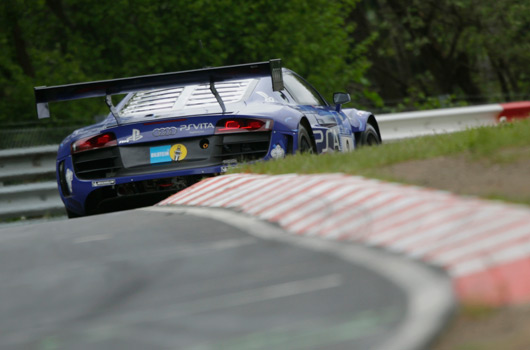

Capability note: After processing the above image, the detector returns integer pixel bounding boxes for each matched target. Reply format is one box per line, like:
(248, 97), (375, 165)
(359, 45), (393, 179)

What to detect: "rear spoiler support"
(210, 79), (226, 115)
(105, 96), (122, 125)
(34, 59), (284, 120)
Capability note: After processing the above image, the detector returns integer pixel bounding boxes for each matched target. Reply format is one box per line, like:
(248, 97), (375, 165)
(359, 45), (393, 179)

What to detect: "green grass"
(232, 119), (530, 177)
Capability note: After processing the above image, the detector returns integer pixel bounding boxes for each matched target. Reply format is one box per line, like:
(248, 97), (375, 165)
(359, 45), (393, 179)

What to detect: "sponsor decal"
(119, 129), (143, 144)
(179, 123), (215, 132)
(92, 179), (116, 187)
(169, 144), (187, 161)
(150, 144), (187, 163)
(153, 127), (178, 137)
(152, 123), (214, 137)
(66, 168), (73, 194)
(150, 145), (171, 163)
(270, 144), (285, 159)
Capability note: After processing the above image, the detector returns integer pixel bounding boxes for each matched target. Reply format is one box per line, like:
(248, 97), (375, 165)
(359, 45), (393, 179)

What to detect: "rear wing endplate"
(34, 59), (284, 121)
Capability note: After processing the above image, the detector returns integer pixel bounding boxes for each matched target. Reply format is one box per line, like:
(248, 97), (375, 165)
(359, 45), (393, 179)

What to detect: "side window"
(284, 73), (326, 106)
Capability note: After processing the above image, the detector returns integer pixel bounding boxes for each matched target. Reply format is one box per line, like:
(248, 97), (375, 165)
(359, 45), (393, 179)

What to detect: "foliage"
(0, 0), (373, 126)
(349, 0), (530, 111)
(2, 0), (529, 127)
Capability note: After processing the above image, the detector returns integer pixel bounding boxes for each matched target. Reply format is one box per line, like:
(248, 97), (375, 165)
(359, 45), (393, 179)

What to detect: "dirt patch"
(434, 304), (530, 350)
(376, 149), (530, 205)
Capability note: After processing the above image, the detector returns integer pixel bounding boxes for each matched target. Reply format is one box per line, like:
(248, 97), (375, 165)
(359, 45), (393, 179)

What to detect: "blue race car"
(35, 59), (381, 218)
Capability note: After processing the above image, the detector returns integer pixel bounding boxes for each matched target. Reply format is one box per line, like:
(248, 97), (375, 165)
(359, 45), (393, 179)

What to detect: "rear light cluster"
(215, 118), (273, 134)
(71, 133), (117, 154)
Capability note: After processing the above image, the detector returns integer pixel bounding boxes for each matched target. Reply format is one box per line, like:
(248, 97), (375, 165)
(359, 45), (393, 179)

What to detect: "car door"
(283, 71), (354, 153)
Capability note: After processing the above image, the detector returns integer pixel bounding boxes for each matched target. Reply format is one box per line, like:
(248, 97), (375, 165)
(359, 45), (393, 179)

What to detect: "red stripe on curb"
(268, 182), (347, 223)
(161, 174), (244, 205)
(317, 191), (399, 238)
(381, 206), (477, 248)
(369, 201), (461, 246)
(184, 175), (250, 206)
(193, 177), (260, 206)
(285, 185), (368, 234)
(455, 257), (530, 305)
(413, 207), (514, 259)
(427, 216), (530, 263)
(441, 220), (530, 268)
(211, 176), (283, 207)
(238, 176), (301, 211)
(250, 178), (332, 217)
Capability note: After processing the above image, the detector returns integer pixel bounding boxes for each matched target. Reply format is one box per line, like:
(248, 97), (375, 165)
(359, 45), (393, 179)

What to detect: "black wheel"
(298, 124), (316, 153)
(66, 208), (81, 219)
(359, 123), (381, 146)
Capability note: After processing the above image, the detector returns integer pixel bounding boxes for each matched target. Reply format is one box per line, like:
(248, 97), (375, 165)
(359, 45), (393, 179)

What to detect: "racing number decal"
(314, 129), (354, 153)
(314, 129), (340, 153)
(341, 136), (354, 151)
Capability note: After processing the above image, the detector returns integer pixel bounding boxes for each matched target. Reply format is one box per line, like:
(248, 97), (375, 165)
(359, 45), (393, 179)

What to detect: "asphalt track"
(0, 207), (452, 350)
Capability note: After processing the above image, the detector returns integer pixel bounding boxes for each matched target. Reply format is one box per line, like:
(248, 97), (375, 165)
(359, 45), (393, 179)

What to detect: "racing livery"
(34, 59), (381, 217)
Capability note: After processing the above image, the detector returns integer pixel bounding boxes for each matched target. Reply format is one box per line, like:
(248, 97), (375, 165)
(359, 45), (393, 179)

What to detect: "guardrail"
(1, 101), (529, 221)
(378, 101), (530, 141)
(0, 145), (65, 220)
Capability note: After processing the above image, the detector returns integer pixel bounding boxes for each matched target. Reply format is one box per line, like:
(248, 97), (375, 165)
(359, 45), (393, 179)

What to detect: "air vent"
(119, 79), (254, 116)
(121, 87), (184, 116)
(184, 80), (252, 108)
(216, 132), (271, 162)
(72, 147), (122, 180)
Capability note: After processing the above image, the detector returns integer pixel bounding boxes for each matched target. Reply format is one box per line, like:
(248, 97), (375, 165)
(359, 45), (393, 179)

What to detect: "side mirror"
(333, 92), (351, 111)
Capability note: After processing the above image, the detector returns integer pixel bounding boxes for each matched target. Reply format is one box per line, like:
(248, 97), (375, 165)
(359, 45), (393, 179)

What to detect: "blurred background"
(1, 0), (529, 148)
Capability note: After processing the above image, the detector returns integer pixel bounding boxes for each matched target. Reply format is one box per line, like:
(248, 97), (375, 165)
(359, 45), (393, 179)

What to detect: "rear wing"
(34, 59), (284, 123)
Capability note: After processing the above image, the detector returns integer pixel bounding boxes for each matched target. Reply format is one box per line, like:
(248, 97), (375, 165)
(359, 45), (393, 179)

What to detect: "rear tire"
(359, 123), (381, 146)
(66, 208), (81, 219)
(298, 124), (316, 153)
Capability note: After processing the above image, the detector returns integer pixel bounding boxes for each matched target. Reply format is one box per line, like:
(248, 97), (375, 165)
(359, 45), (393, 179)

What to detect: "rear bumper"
(58, 129), (293, 216)
(60, 162), (223, 216)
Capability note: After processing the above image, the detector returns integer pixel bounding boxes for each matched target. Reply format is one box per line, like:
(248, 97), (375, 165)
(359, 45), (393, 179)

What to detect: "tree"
(0, 0), (375, 126)
(349, 0), (530, 110)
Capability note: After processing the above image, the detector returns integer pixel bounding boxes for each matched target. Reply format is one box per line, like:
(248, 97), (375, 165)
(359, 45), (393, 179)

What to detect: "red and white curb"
(159, 173), (530, 306)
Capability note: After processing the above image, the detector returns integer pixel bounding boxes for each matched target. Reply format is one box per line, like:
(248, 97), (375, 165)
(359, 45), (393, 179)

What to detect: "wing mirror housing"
(333, 92), (351, 111)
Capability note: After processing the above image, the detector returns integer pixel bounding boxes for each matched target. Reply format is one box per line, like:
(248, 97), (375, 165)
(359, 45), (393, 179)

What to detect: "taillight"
(215, 118), (273, 134)
(71, 133), (117, 154)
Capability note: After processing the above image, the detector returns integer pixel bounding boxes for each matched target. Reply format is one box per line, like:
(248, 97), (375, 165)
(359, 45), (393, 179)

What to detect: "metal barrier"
(0, 145), (65, 220)
(378, 101), (530, 141)
(1, 102), (529, 221)
(378, 104), (502, 141)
